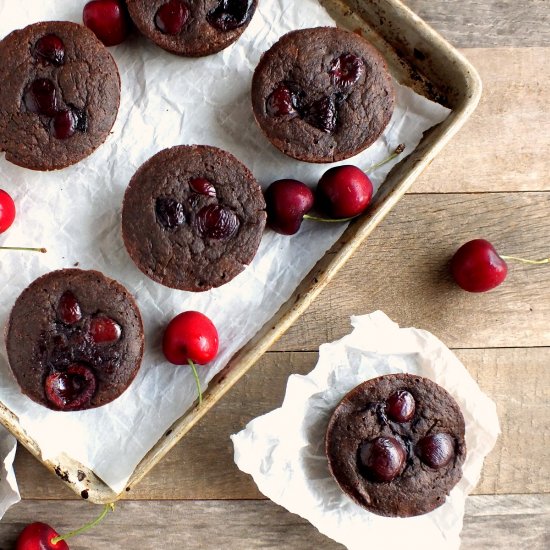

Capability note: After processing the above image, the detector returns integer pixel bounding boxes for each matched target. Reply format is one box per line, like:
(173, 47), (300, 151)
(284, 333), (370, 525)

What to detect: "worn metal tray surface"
(0, 0), (481, 503)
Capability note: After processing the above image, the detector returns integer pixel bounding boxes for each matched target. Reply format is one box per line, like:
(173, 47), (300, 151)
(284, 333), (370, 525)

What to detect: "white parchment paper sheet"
(232, 312), (500, 550)
(0, 1), (450, 492)
(0, 425), (19, 520)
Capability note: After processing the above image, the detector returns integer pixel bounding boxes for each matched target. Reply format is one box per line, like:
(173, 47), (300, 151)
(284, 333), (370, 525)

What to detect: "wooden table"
(1, 1), (549, 547)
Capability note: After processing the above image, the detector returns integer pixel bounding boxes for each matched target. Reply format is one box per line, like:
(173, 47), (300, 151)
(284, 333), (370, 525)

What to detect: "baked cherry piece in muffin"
(252, 27), (395, 163)
(0, 21), (120, 171)
(6, 269), (144, 411)
(126, 0), (258, 57)
(121, 145), (266, 291)
(325, 374), (466, 517)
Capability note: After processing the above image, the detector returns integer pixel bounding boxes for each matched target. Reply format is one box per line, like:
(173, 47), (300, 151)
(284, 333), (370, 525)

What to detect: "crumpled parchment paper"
(0, 425), (20, 520)
(231, 312), (500, 550)
(0, 0), (450, 493)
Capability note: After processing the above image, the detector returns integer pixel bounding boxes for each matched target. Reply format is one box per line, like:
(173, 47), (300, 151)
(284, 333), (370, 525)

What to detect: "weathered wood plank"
(14, 347), (549, 499)
(404, 1), (550, 48)
(0, 495), (548, 549)
(413, 48), (550, 193)
(276, 193), (550, 350)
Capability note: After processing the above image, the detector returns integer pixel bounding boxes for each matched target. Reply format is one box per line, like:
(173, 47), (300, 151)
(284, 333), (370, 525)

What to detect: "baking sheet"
(0, 0), (449, 493)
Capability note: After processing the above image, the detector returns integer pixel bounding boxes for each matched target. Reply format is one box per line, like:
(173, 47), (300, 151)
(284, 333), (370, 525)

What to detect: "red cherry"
(24, 79), (59, 117)
(57, 291), (82, 325)
(358, 436), (406, 482)
(16, 522), (69, 550)
(155, 0), (190, 35)
(83, 0), (130, 46)
(450, 239), (508, 292)
(266, 83), (298, 117)
(90, 316), (122, 344)
(44, 364), (97, 411)
(264, 179), (314, 235)
(316, 165), (373, 218)
(0, 190), (16, 233)
(189, 177), (217, 197)
(163, 311), (219, 366)
(33, 34), (65, 66)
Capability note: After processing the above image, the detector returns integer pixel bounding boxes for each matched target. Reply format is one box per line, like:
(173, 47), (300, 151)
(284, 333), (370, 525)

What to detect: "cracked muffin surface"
(325, 373), (466, 517)
(121, 145), (266, 291)
(252, 27), (395, 163)
(0, 21), (120, 171)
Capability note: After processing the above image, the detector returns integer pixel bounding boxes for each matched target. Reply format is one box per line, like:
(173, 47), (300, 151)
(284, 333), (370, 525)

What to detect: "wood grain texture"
(412, 48), (550, 193)
(275, 192), (550, 351)
(403, 1), (550, 48)
(14, 347), (549, 499)
(0, 495), (548, 549)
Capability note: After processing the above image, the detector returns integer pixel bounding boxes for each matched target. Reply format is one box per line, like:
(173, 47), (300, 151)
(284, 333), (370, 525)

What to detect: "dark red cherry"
(264, 179), (314, 235)
(83, 0), (131, 46)
(156, 197), (186, 229)
(23, 79), (58, 116)
(57, 291), (82, 325)
(329, 53), (364, 88)
(155, 0), (190, 35)
(305, 96), (337, 133)
(90, 316), (122, 344)
(44, 364), (97, 410)
(316, 165), (373, 218)
(386, 390), (415, 423)
(416, 433), (455, 469)
(358, 436), (406, 482)
(206, 0), (254, 31)
(51, 110), (76, 139)
(266, 83), (298, 117)
(196, 204), (240, 239)
(450, 239), (508, 292)
(190, 178), (217, 197)
(33, 34), (65, 66)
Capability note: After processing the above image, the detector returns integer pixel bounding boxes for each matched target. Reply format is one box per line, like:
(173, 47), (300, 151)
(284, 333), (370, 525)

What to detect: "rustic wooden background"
(1, 0), (549, 548)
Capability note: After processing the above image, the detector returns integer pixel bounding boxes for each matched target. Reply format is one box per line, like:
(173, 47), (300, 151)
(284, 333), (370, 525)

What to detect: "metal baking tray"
(0, 0), (481, 503)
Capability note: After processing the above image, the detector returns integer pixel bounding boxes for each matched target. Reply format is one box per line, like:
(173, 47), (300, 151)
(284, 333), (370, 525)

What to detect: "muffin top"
(0, 21), (120, 171)
(252, 27), (395, 163)
(121, 145), (266, 291)
(325, 374), (466, 517)
(6, 269), (144, 411)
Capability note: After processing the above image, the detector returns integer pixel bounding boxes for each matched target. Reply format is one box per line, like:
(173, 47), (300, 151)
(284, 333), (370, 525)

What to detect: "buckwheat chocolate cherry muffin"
(121, 145), (266, 291)
(0, 21), (120, 171)
(325, 374), (466, 517)
(252, 27), (395, 163)
(6, 269), (144, 411)
(126, 0), (258, 57)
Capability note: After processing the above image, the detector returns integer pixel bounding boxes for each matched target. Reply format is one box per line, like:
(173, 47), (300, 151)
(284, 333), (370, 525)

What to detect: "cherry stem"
(365, 143), (405, 173)
(188, 359), (203, 405)
(500, 255), (550, 265)
(51, 503), (115, 544)
(0, 246), (47, 253)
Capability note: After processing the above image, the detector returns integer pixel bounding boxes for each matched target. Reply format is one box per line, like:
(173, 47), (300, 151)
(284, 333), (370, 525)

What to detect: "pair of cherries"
(265, 145), (406, 235)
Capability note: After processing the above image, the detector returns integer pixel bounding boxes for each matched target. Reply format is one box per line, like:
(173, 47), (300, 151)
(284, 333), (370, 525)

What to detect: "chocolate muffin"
(0, 21), (120, 171)
(325, 374), (466, 517)
(6, 269), (144, 411)
(121, 145), (266, 291)
(126, 0), (258, 57)
(251, 27), (395, 163)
